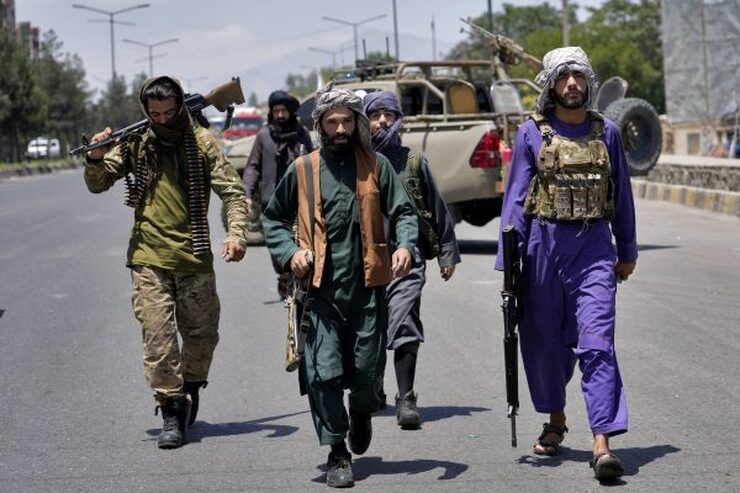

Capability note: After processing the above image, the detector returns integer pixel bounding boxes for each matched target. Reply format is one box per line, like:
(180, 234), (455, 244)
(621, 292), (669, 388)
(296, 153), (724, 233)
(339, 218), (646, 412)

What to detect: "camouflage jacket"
(84, 126), (248, 249)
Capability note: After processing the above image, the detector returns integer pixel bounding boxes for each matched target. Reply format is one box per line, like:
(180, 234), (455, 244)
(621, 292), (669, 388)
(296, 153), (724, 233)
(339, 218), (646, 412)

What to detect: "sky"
(16, 0), (606, 102)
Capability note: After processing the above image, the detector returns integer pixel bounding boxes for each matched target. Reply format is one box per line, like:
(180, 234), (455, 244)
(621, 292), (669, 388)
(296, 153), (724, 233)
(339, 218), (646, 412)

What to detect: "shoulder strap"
(587, 110), (605, 139)
(300, 154), (315, 242)
(531, 112), (554, 145)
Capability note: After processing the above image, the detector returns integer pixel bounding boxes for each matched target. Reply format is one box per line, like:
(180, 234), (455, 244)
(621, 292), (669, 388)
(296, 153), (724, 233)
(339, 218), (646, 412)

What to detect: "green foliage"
(447, 0), (664, 113)
(32, 30), (90, 156)
(88, 74), (142, 132)
(284, 70), (321, 99)
(0, 27), (46, 162)
(248, 92), (259, 107)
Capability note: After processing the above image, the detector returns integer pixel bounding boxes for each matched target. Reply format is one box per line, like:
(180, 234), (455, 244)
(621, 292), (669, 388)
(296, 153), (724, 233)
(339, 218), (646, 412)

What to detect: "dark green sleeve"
(262, 161), (301, 270)
(376, 153), (418, 251)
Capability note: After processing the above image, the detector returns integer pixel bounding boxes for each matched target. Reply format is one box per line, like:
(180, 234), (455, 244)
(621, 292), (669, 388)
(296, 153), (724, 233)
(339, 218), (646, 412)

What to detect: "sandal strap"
(538, 422), (568, 441)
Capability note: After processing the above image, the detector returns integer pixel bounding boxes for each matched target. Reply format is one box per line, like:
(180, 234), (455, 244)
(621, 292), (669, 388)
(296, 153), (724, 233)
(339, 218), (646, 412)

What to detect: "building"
(16, 21), (39, 59)
(661, 0), (740, 157)
(0, 0), (16, 28)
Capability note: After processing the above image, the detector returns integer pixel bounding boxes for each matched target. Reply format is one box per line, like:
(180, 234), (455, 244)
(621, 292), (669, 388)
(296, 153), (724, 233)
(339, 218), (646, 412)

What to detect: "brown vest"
(296, 148), (392, 289)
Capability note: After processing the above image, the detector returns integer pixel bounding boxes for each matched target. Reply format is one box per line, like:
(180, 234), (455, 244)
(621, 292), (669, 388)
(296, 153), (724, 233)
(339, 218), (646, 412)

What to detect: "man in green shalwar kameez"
(262, 86), (417, 488)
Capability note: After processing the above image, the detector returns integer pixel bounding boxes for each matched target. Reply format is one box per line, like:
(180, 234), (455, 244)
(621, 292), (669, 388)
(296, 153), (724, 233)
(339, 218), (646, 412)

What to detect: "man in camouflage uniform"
(495, 48), (636, 480)
(84, 76), (248, 449)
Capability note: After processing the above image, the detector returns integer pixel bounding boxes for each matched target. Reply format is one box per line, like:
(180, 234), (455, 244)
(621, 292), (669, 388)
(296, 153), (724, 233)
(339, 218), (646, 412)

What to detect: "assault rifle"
(500, 224), (521, 447)
(70, 77), (245, 157)
(285, 250), (313, 373)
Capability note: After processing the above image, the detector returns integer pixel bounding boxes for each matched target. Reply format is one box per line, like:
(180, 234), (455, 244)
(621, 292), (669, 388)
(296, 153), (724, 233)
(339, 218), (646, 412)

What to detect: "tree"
(88, 74), (141, 133)
(32, 30), (90, 155)
(446, 0), (664, 113)
(578, 0), (664, 112)
(283, 71), (321, 99)
(248, 91), (259, 107)
(0, 27), (45, 162)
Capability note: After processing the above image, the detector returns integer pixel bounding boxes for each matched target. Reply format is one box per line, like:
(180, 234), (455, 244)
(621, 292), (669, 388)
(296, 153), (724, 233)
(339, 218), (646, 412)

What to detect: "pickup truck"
(226, 60), (514, 232)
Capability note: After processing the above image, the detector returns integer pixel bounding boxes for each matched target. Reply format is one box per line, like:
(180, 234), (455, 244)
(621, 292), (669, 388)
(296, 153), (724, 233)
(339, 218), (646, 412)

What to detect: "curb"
(0, 161), (82, 181)
(632, 179), (740, 217)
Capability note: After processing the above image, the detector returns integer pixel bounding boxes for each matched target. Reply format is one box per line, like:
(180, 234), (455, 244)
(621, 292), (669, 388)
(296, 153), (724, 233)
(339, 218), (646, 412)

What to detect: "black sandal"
(589, 452), (624, 480)
(533, 423), (568, 456)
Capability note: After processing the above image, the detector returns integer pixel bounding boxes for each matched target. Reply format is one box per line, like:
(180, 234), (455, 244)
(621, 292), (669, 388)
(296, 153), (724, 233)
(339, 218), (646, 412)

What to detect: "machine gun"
(460, 18), (542, 83)
(70, 78), (245, 157)
(500, 224), (522, 447)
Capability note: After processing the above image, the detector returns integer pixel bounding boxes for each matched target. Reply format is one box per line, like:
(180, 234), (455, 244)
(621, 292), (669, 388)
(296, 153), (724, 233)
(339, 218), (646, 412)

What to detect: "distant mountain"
(234, 28), (457, 103)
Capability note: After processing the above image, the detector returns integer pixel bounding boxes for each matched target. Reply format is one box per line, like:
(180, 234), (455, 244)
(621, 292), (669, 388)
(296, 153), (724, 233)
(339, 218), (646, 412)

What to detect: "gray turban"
(534, 46), (599, 114)
(311, 82), (372, 150)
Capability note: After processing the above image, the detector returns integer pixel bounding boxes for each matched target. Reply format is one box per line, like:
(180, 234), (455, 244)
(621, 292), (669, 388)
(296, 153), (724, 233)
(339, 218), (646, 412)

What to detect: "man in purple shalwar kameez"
(494, 47), (637, 481)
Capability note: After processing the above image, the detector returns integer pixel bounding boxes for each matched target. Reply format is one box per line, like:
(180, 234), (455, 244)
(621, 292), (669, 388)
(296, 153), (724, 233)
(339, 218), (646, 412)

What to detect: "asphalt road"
(0, 169), (738, 492)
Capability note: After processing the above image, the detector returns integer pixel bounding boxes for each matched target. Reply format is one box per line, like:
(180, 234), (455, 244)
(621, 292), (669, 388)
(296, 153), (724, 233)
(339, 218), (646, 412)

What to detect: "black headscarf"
(267, 90), (303, 167)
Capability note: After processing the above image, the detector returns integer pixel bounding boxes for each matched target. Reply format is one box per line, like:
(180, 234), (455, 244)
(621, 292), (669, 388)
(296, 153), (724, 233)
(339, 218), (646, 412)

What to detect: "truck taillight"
(469, 130), (502, 168)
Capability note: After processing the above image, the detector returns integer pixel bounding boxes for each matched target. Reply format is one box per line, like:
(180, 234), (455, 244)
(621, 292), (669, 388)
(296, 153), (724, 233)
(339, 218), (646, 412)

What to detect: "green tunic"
(262, 149), (417, 445)
(84, 126), (248, 272)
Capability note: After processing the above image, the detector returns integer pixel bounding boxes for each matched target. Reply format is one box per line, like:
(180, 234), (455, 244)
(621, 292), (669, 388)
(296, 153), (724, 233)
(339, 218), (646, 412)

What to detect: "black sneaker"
(347, 410), (372, 455)
(326, 450), (354, 488)
(395, 390), (421, 429)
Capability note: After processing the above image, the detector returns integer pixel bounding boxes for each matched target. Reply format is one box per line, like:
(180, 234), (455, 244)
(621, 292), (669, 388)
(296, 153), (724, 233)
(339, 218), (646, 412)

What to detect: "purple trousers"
(520, 220), (628, 436)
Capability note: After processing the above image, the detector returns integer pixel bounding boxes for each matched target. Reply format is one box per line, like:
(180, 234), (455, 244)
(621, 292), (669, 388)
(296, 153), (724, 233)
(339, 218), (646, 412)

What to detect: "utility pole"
(431, 15), (437, 61)
(562, 0), (570, 46)
(392, 0), (400, 60)
(123, 37), (179, 77)
(322, 14), (388, 64)
(308, 47), (338, 69)
(72, 3), (150, 80)
(487, 0), (494, 32)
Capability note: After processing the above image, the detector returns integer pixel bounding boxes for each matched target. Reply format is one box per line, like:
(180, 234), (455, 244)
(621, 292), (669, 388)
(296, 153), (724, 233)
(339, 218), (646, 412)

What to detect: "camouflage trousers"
(130, 265), (220, 403)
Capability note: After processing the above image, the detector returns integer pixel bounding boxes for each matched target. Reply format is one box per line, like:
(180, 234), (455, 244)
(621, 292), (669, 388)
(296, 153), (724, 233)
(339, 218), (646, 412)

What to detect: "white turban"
(311, 82), (372, 150)
(534, 46), (599, 113)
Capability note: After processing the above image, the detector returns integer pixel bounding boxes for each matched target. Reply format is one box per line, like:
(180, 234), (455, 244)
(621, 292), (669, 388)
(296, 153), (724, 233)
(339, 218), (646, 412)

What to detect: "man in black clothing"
(243, 90), (313, 299)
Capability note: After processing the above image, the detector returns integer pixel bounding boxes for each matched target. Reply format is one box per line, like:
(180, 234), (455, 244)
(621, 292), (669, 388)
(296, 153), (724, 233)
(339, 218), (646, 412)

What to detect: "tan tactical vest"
(296, 148), (393, 289)
(523, 111), (614, 221)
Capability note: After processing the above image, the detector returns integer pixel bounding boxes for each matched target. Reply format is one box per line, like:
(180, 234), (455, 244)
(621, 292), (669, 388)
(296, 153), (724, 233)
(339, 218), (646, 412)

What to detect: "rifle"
(500, 224), (521, 447)
(70, 77), (245, 157)
(285, 243), (313, 372)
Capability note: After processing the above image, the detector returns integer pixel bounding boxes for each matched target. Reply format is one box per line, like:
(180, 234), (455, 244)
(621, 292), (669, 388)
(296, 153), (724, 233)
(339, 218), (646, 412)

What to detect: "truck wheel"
(604, 97), (662, 176)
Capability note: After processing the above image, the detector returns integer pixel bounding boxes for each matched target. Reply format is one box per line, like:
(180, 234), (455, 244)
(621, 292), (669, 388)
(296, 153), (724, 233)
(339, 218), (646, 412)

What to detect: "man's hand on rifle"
(290, 249), (313, 278)
(221, 241), (245, 263)
(87, 127), (114, 160)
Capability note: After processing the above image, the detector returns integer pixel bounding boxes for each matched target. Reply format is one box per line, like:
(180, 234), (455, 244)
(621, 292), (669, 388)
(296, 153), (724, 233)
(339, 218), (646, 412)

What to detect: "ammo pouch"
(524, 112), (614, 221)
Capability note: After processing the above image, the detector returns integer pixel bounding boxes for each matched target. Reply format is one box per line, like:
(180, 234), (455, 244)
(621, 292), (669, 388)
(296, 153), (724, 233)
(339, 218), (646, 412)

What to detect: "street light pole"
(392, 0), (399, 60)
(72, 3), (150, 80)
(308, 47), (338, 69)
(322, 14), (388, 64)
(123, 37), (179, 76)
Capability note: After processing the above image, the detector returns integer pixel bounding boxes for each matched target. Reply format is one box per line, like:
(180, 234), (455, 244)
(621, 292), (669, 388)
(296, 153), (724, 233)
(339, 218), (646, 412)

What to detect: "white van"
(26, 137), (61, 159)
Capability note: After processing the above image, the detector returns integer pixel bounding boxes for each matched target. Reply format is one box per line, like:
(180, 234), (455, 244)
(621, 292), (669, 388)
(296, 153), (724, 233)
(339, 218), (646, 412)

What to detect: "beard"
(321, 131), (357, 159)
(554, 88), (587, 109)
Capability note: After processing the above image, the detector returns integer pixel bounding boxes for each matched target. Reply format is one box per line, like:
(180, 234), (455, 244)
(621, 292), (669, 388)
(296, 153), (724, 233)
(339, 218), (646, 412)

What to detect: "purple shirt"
(494, 112), (638, 270)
